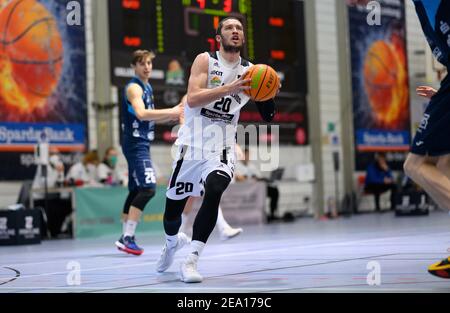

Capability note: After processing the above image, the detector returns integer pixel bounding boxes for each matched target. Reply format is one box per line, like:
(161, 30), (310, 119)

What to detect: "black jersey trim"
(221, 148), (228, 165)
(208, 51), (218, 60)
(169, 146), (186, 188)
(241, 58), (250, 66)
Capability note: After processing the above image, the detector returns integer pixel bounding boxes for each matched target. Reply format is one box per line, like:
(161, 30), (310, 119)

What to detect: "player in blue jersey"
(403, 0), (450, 279)
(349, 0), (450, 278)
(115, 50), (182, 255)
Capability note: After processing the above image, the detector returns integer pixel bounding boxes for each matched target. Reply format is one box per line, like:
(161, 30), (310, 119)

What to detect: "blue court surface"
(1, 212), (450, 293)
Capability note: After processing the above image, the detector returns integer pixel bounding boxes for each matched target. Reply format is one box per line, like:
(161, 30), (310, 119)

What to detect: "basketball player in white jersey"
(175, 94), (243, 240)
(155, 17), (277, 283)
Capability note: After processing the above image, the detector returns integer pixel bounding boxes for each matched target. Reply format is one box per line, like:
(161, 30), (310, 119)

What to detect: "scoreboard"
(109, 0), (308, 145)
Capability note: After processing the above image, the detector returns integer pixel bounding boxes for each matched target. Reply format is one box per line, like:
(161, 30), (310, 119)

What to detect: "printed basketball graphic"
(363, 40), (408, 127)
(0, 0), (63, 114)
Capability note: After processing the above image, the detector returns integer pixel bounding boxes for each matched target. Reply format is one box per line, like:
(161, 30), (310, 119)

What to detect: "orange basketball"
(242, 64), (280, 102)
(0, 0), (63, 111)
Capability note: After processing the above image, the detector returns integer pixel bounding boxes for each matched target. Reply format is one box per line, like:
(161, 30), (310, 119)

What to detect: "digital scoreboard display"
(109, 0), (308, 145)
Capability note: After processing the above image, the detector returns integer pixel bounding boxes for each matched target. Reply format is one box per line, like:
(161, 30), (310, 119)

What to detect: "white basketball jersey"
(176, 51), (252, 152)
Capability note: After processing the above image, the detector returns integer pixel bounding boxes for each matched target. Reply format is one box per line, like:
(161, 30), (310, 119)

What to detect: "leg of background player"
(404, 153), (450, 209)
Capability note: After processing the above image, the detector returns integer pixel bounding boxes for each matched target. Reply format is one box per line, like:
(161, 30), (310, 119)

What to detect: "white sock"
(124, 220), (138, 238)
(216, 206), (230, 232)
(189, 240), (205, 257)
(122, 221), (127, 235)
(166, 234), (178, 248)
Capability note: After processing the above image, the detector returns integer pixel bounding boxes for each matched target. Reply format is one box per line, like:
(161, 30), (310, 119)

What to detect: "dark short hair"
(216, 17), (244, 36)
(103, 147), (116, 161)
(104, 147), (116, 156)
(131, 50), (155, 65)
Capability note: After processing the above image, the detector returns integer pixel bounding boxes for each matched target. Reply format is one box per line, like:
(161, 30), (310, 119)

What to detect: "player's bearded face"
(219, 21), (244, 53)
(221, 34), (244, 53)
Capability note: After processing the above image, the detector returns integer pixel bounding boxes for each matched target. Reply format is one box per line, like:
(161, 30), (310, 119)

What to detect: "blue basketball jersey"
(413, 0), (450, 69)
(121, 77), (156, 145)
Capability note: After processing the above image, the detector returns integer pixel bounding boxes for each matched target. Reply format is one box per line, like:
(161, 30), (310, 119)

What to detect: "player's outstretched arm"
(127, 84), (181, 123)
(186, 53), (251, 108)
(416, 86), (437, 99)
(155, 100), (185, 124)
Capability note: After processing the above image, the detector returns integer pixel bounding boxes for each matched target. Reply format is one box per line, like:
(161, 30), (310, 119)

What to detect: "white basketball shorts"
(166, 145), (235, 200)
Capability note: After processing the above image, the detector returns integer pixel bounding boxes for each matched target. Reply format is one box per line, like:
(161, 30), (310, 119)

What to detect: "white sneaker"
(156, 232), (190, 272)
(220, 226), (243, 241)
(180, 254), (203, 283)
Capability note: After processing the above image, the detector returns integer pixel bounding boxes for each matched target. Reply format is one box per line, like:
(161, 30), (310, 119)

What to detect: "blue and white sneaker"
(115, 235), (144, 256)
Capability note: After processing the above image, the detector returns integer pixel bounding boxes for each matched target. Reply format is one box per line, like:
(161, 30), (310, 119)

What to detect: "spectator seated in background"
(235, 148), (280, 223)
(66, 150), (100, 186)
(32, 146), (65, 193)
(97, 147), (122, 186)
(364, 152), (397, 212)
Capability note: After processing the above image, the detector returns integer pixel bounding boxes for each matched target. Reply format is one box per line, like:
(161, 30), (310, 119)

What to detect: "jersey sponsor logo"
(418, 113), (430, 132)
(440, 21), (450, 35)
(230, 93), (242, 104)
(210, 76), (222, 86)
(210, 70), (223, 77)
(213, 61), (219, 67)
(415, 141), (424, 147)
(200, 108), (234, 122)
(132, 120), (140, 137)
(432, 47), (443, 60)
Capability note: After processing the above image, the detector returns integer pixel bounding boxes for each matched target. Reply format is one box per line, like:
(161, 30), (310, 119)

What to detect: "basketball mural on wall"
(363, 39), (409, 127)
(348, 0), (411, 171)
(0, 0), (87, 180)
(0, 0), (63, 116)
